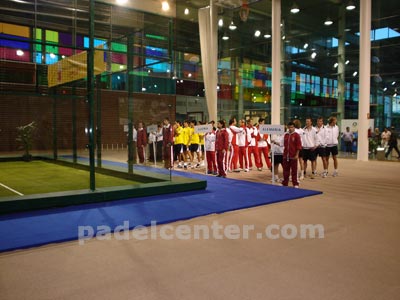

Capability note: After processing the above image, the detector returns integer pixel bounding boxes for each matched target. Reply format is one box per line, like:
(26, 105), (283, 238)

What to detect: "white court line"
(0, 182), (24, 196)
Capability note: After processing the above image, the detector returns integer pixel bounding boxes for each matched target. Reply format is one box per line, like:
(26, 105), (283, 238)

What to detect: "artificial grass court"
(0, 159), (206, 214)
(0, 160), (141, 197)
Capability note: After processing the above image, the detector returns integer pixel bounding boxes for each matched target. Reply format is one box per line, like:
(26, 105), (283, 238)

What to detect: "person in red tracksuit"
(247, 119), (262, 171)
(204, 127), (217, 175)
(257, 118), (272, 170)
(137, 121), (147, 164)
(282, 121), (302, 188)
(227, 117), (243, 172)
(162, 117), (174, 169)
(237, 119), (251, 172)
(215, 120), (229, 178)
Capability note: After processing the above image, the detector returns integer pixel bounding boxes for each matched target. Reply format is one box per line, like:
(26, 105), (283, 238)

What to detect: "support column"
(271, 0), (281, 124)
(87, 0), (95, 190)
(52, 93), (58, 160)
(337, 4), (346, 125)
(357, 0), (371, 161)
(96, 75), (102, 168)
(238, 66), (244, 118)
(127, 34), (135, 173)
(198, 1), (218, 122)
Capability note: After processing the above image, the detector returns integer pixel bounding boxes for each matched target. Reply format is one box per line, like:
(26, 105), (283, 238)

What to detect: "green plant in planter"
(16, 121), (37, 161)
(369, 138), (378, 155)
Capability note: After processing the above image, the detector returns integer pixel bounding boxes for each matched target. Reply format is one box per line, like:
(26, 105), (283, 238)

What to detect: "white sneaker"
(299, 174), (304, 180)
(332, 170), (338, 177)
(294, 185), (299, 188)
(322, 172), (327, 178)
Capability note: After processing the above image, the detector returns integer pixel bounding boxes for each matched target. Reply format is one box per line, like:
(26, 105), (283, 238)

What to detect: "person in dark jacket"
(385, 126), (400, 159)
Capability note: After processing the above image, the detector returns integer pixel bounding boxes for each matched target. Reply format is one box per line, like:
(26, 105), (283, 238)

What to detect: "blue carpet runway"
(0, 162), (322, 252)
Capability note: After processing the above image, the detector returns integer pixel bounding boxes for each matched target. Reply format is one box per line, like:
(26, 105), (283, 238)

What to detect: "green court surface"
(0, 159), (206, 214)
(0, 161), (141, 197)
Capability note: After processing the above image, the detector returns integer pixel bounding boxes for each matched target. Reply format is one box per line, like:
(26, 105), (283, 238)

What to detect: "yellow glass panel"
(1, 22), (30, 38)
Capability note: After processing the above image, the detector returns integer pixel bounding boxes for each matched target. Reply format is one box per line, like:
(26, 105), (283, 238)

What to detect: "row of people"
(161, 117), (273, 175)
(137, 116), (341, 188)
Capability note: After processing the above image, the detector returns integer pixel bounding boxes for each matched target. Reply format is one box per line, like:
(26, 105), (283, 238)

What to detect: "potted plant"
(16, 121), (37, 161)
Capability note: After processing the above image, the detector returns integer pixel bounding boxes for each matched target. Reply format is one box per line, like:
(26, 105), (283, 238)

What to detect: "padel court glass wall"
(1, 0), (400, 188)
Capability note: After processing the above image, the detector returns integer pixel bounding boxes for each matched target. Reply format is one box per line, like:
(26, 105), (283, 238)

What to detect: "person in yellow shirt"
(189, 120), (201, 168)
(174, 121), (184, 168)
(182, 120), (192, 168)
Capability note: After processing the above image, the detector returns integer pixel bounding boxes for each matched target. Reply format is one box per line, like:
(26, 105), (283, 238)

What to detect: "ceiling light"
(334, 63), (338, 68)
(218, 19), (224, 27)
(16, 49), (24, 56)
(345, 60), (350, 64)
(303, 43), (308, 49)
(290, 2), (300, 14)
(346, 1), (356, 11)
(229, 21), (237, 30)
(254, 30), (261, 38)
(264, 33), (271, 39)
(222, 32), (229, 40)
(116, 0), (128, 4)
(311, 52), (317, 59)
(324, 18), (333, 26)
(184, 8), (189, 15)
(353, 71), (358, 77)
(394, 93), (397, 97)
(161, 1), (170, 11)
(383, 87), (387, 92)
(392, 81), (396, 85)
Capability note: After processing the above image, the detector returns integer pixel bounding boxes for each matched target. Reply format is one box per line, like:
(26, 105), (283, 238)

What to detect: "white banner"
(194, 124), (212, 134)
(259, 124), (285, 135)
(147, 124), (158, 133)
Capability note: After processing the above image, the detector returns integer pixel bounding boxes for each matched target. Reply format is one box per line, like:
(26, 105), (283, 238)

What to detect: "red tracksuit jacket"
(216, 128), (229, 151)
(283, 131), (302, 159)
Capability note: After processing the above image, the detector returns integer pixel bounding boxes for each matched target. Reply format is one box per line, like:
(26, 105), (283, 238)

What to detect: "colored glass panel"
(59, 47), (73, 56)
(0, 33), (30, 49)
(111, 42), (127, 52)
(0, 23), (30, 38)
(84, 37), (107, 48)
(59, 32), (72, 46)
(112, 53), (127, 64)
(0, 47), (30, 62)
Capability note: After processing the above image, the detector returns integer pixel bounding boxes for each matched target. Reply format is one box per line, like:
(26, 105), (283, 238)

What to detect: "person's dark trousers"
(345, 141), (352, 153)
(282, 158), (299, 187)
(149, 142), (155, 161)
(156, 141), (163, 161)
(385, 143), (400, 158)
